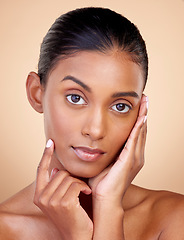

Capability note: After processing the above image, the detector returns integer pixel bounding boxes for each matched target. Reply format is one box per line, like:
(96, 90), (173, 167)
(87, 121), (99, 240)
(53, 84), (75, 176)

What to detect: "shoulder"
(0, 200), (43, 240)
(0, 210), (20, 239)
(0, 183), (42, 239)
(144, 188), (184, 239)
(151, 190), (184, 239)
(131, 185), (184, 216)
(128, 185), (184, 239)
(150, 189), (184, 218)
(0, 194), (25, 239)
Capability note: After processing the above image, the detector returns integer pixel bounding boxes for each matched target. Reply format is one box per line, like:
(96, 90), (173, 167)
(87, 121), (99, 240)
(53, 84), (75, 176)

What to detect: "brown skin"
(1, 51), (184, 239)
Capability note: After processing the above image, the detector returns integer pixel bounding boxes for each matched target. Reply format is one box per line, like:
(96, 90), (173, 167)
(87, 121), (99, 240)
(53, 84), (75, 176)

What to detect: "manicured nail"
(46, 139), (53, 148)
(50, 168), (59, 180)
(144, 115), (147, 123)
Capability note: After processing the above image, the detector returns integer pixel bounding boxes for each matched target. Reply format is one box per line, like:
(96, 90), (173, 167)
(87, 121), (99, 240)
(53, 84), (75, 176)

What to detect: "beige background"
(0, 0), (184, 203)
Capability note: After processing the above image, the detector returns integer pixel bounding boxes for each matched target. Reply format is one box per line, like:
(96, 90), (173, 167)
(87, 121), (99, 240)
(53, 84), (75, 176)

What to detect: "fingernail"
(144, 115), (147, 123)
(46, 139), (53, 148)
(50, 168), (59, 180)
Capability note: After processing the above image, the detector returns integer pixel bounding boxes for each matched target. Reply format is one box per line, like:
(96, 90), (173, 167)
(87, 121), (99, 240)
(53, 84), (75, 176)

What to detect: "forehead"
(48, 51), (144, 95)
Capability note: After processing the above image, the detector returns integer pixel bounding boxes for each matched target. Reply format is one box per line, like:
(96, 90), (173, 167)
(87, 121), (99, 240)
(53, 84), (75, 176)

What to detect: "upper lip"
(72, 146), (105, 154)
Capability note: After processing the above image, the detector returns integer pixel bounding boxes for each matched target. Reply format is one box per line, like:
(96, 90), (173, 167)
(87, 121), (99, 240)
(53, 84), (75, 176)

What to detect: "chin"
(67, 165), (103, 179)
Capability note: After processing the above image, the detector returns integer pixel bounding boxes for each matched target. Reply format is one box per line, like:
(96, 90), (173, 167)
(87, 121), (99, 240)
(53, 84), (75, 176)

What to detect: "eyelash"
(66, 94), (132, 114)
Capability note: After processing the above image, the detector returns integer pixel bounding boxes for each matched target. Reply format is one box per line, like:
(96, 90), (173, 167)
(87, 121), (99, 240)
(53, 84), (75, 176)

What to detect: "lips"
(72, 146), (105, 162)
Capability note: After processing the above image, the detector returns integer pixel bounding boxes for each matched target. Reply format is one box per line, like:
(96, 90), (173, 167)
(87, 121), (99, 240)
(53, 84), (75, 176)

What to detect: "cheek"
(111, 112), (138, 153)
(43, 102), (75, 143)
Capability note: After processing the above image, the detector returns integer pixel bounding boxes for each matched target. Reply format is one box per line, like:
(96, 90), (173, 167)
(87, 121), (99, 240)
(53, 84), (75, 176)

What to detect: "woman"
(0, 7), (184, 240)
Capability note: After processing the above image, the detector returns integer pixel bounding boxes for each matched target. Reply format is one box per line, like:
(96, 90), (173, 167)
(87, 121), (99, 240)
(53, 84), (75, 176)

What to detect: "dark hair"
(38, 7), (148, 88)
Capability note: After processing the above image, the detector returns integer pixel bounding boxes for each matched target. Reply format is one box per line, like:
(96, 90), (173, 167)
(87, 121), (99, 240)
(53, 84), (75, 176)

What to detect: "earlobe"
(26, 72), (44, 113)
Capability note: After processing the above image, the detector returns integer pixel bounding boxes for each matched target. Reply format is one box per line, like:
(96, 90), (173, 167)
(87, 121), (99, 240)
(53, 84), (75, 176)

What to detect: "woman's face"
(42, 51), (144, 178)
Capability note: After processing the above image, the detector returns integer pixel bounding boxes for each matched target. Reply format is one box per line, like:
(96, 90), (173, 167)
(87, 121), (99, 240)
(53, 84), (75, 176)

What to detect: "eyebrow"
(61, 75), (91, 92)
(111, 91), (139, 98)
(61, 75), (139, 99)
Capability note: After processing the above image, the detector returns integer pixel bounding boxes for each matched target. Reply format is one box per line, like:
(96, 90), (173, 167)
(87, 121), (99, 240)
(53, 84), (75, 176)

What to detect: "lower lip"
(72, 147), (103, 162)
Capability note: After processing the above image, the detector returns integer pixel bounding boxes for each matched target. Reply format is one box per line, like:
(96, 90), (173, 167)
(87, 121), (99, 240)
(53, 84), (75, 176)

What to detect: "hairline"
(41, 48), (146, 90)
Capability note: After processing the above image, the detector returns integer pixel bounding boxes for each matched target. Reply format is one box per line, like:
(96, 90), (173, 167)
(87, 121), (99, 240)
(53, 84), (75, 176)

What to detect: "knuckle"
(60, 199), (71, 210)
(33, 194), (47, 209)
(136, 158), (144, 170)
(71, 182), (80, 188)
(38, 195), (48, 208)
(133, 135), (139, 144)
(48, 198), (58, 209)
(33, 195), (39, 206)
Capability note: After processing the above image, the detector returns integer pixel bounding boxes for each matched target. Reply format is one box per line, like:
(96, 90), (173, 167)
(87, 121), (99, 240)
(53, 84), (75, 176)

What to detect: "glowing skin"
(42, 51), (144, 178)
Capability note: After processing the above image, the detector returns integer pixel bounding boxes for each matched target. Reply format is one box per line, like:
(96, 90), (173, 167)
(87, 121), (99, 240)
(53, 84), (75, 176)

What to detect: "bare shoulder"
(152, 188), (184, 211)
(0, 211), (12, 239)
(0, 183), (41, 240)
(125, 185), (184, 239)
(0, 197), (24, 240)
(150, 189), (184, 239)
(0, 184), (61, 240)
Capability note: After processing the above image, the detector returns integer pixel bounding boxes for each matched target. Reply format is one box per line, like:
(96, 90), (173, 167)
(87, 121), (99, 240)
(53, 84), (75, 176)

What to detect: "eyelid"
(111, 98), (133, 108)
(65, 88), (88, 100)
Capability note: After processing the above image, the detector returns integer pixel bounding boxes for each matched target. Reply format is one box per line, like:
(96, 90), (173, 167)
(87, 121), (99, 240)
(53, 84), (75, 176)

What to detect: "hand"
(89, 95), (148, 206)
(33, 140), (93, 240)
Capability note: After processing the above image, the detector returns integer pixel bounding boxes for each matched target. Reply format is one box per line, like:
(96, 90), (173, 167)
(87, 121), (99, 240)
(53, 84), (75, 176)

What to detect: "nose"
(81, 107), (106, 141)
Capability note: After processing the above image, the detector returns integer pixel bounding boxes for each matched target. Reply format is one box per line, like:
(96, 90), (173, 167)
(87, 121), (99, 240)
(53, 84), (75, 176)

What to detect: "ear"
(26, 72), (44, 113)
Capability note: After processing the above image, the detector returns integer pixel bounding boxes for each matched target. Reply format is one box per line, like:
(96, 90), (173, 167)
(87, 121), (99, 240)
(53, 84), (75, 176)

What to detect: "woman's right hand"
(33, 140), (93, 240)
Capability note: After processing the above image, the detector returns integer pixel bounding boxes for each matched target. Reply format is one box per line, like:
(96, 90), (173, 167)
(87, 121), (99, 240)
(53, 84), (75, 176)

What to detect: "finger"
(34, 139), (54, 202)
(37, 170), (70, 206)
(134, 119), (147, 168)
(135, 94), (148, 159)
(139, 94), (148, 117)
(55, 175), (91, 199)
(48, 179), (91, 210)
(49, 175), (81, 201)
(62, 182), (92, 207)
(135, 120), (147, 158)
(132, 94), (148, 163)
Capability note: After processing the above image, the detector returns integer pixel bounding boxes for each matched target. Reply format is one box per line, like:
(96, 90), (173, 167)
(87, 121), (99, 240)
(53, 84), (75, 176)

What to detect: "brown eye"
(111, 103), (131, 114)
(71, 95), (80, 103)
(66, 94), (86, 105)
(116, 103), (125, 111)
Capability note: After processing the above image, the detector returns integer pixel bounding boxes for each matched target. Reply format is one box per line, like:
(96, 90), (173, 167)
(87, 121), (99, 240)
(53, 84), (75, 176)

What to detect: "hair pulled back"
(38, 7), (148, 88)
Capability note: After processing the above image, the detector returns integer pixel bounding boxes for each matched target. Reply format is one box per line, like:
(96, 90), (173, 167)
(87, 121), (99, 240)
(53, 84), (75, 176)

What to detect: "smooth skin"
(1, 51), (184, 239)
